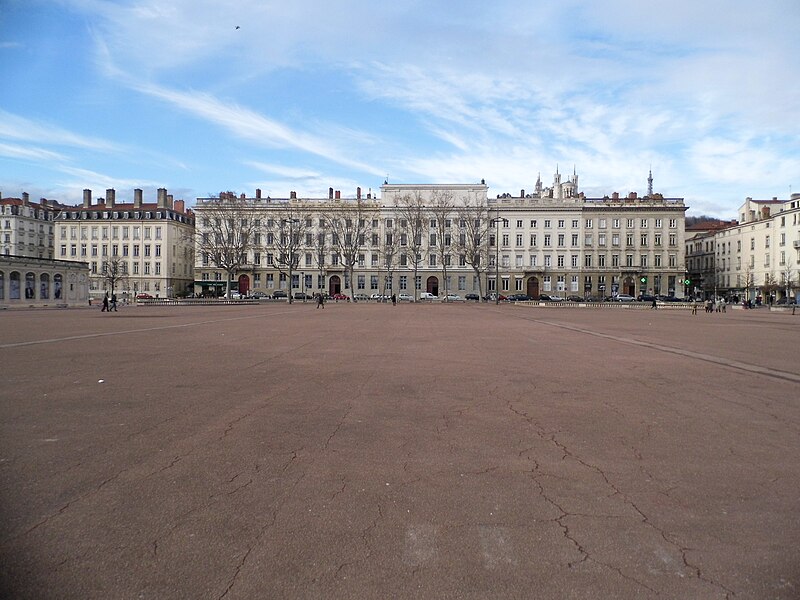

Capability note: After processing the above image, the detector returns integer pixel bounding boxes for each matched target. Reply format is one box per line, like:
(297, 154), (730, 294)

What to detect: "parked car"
(398, 293), (414, 302)
(332, 293), (348, 301)
(776, 297), (797, 305)
(443, 294), (465, 302)
(465, 293), (480, 301)
(229, 291), (243, 299)
(484, 293), (507, 302)
(293, 292), (309, 300)
(250, 291), (268, 299)
(136, 293), (153, 300)
(637, 294), (656, 302)
(566, 295), (583, 302)
(612, 294), (636, 302)
(353, 293), (370, 301)
(370, 293), (388, 301)
(419, 292), (437, 300)
(272, 290), (287, 299)
(507, 294), (532, 301)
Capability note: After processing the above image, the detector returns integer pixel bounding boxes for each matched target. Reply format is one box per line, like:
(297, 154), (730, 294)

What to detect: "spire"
(647, 168), (653, 196)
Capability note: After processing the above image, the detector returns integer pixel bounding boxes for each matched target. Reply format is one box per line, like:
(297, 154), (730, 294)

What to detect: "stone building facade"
(193, 171), (687, 300)
(54, 188), (195, 300)
(0, 255), (89, 307)
(1, 193), (61, 259)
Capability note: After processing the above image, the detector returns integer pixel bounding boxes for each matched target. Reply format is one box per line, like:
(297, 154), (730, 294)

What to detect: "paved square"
(1, 303), (798, 599)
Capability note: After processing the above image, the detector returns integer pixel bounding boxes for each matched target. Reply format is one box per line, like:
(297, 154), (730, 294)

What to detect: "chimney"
(612, 192), (619, 200)
(22, 192), (30, 204)
(763, 206), (770, 218)
(290, 191), (297, 199)
(255, 188), (261, 199)
(174, 199), (185, 213)
(335, 190), (341, 199)
(329, 187), (334, 199)
(83, 189), (92, 208)
(357, 186), (361, 199)
(134, 188), (143, 208)
(628, 192), (637, 200)
(157, 188), (168, 208)
(520, 189), (525, 197)
(106, 188), (115, 208)
(167, 194), (173, 208)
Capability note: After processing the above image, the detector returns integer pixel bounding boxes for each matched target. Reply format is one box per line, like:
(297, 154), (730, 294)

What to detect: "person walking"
(391, 294), (397, 306)
(111, 293), (118, 311)
(102, 292), (109, 312)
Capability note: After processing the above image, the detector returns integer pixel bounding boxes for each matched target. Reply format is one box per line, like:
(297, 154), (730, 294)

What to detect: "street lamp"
(490, 217), (506, 305)
(301, 271), (306, 302)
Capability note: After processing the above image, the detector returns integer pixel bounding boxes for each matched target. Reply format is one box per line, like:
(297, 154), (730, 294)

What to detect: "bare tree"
(455, 197), (490, 299)
(313, 228), (327, 296)
(195, 192), (260, 298)
(781, 263), (796, 300)
(429, 190), (455, 300)
(322, 197), (377, 302)
(381, 219), (401, 299)
(272, 205), (311, 304)
(762, 271), (779, 303)
(395, 193), (426, 301)
(742, 267), (755, 302)
(101, 257), (128, 300)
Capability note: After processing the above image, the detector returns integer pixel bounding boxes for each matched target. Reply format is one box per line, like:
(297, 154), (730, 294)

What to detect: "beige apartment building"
(710, 195), (800, 303)
(1, 192), (60, 259)
(193, 170), (687, 300)
(54, 188), (195, 300)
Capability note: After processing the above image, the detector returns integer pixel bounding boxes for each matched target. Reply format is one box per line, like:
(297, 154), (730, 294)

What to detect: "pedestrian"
(651, 298), (657, 309)
(719, 298), (726, 313)
(391, 294), (397, 306)
(692, 300), (698, 315)
(111, 293), (118, 311)
(101, 293), (109, 312)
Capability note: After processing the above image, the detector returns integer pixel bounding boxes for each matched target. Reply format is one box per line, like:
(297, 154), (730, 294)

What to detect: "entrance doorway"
(426, 276), (439, 296)
(624, 277), (635, 296)
(238, 274), (250, 296)
(329, 275), (341, 295)
(527, 277), (539, 299)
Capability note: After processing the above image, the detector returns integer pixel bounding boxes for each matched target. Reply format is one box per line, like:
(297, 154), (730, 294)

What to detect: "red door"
(238, 274), (250, 296)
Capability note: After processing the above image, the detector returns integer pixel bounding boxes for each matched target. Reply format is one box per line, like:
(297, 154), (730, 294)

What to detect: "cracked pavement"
(1, 303), (799, 599)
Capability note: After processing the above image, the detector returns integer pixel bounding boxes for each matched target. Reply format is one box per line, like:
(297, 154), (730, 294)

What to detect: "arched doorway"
(527, 276), (539, 299)
(238, 274), (250, 296)
(9, 271), (21, 300)
(426, 276), (439, 296)
(329, 275), (341, 295)
(40, 273), (50, 299)
(624, 277), (635, 296)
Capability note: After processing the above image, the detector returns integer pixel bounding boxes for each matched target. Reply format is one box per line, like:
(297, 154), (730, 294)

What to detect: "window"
(357, 275), (365, 289)
(399, 275), (407, 290)
(572, 219), (579, 228)
(626, 219), (634, 228)
(557, 255), (564, 268)
(558, 219), (565, 228)
(641, 234), (648, 246)
(641, 219), (648, 228)
(640, 254), (648, 268)
(544, 220), (551, 228)
(429, 254), (437, 266)
(544, 234), (551, 247)
(516, 234), (523, 246)
(598, 254), (605, 267)
(571, 255), (578, 268)
(612, 234), (620, 247)
(599, 219), (606, 228)
(557, 234), (565, 247)
(585, 255), (592, 267)
(626, 254), (633, 267)
(530, 234), (537, 246)
(370, 275), (379, 289)
(655, 219), (662, 228)
(669, 219), (677, 228)
(516, 220), (523, 228)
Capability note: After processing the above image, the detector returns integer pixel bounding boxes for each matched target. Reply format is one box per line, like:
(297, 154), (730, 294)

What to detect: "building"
(54, 188), (195, 300)
(711, 195), (800, 303)
(1, 192), (62, 259)
(0, 254), (90, 307)
(193, 170), (688, 301)
(685, 219), (737, 299)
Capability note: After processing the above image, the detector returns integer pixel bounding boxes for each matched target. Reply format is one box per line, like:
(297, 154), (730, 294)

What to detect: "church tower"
(647, 169), (653, 197)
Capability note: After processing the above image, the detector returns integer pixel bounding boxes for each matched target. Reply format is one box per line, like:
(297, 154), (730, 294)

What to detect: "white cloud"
(0, 109), (120, 152)
(0, 142), (65, 162)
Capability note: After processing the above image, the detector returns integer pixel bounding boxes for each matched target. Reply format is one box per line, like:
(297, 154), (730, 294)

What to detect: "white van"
(419, 292), (437, 300)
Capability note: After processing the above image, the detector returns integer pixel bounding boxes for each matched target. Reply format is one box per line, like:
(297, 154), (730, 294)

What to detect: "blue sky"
(1, 0), (798, 217)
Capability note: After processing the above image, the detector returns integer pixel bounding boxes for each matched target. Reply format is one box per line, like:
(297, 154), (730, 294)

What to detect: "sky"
(1, 0), (799, 217)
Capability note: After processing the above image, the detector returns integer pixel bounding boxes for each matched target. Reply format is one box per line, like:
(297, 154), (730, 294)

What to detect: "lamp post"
(301, 271), (306, 302)
(490, 217), (506, 305)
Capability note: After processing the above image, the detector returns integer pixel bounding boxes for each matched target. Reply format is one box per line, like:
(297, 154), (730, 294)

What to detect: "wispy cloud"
(0, 109), (121, 153)
(0, 142), (65, 162)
